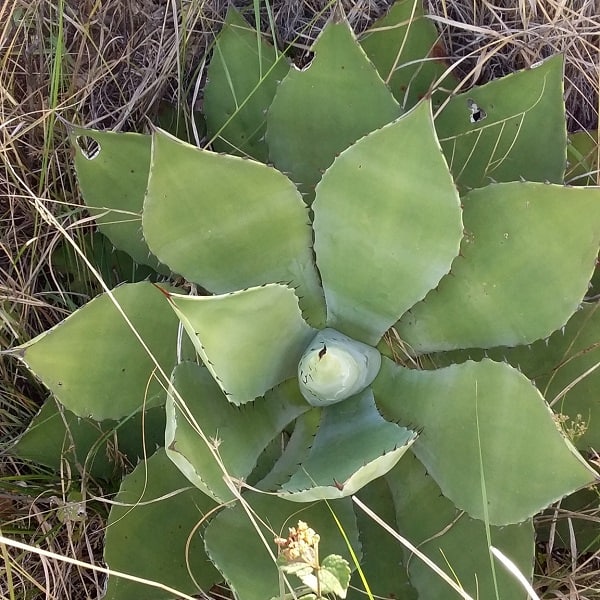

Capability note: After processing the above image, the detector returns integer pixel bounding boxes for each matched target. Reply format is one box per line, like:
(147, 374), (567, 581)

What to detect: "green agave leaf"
(266, 12), (400, 199)
(166, 361), (310, 503)
(435, 55), (566, 190)
(566, 129), (598, 186)
(155, 100), (206, 144)
(164, 284), (315, 404)
(430, 303), (600, 451)
(374, 357), (597, 524)
(397, 182), (600, 353)
(13, 398), (165, 480)
(204, 7), (289, 161)
(13, 398), (114, 479)
(386, 454), (535, 600)
(71, 127), (166, 272)
(204, 492), (359, 600)
(280, 388), (417, 501)
(313, 101), (462, 345)
(256, 410), (320, 492)
(143, 130), (326, 327)
(51, 231), (156, 297)
(347, 478), (417, 600)
(104, 448), (220, 600)
(360, 0), (458, 110)
(10, 282), (179, 420)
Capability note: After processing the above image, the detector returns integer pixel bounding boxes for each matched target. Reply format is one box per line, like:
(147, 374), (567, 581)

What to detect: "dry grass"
(1, 0), (599, 598)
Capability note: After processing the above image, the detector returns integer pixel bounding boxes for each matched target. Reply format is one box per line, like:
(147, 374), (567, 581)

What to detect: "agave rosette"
(11, 4), (600, 599)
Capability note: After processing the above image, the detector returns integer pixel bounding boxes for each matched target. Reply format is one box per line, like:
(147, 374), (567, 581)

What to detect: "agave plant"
(9, 2), (600, 599)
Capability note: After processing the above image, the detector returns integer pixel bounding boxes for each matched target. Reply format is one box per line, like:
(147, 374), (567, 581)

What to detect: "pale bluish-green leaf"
(204, 7), (289, 161)
(204, 492), (359, 600)
(11, 282), (179, 420)
(280, 388), (417, 501)
(374, 357), (597, 524)
(397, 182), (600, 352)
(104, 449), (220, 600)
(143, 130), (326, 326)
(71, 127), (166, 271)
(313, 101), (462, 345)
(13, 398), (165, 480)
(165, 284), (315, 404)
(256, 410), (320, 492)
(166, 361), (310, 502)
(435, 55), (566, 189)
(360, 0), (458, 109)
(266, 13), (400, 199)
(386, 455), (535, 600)
(429, 303), (600, 451)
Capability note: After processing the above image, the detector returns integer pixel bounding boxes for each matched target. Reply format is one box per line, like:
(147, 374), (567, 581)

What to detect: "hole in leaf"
(76, 135), (101, 160)
(467, 98), (487, 123)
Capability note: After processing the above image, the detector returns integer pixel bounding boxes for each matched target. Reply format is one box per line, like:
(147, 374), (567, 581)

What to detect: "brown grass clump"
(1, 1), (599, 599)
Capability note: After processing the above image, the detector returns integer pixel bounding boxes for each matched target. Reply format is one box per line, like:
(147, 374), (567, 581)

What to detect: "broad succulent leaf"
(397, 182), (600, 352)
(435, 55), (566, 189)
(104, 448), (220, 600)
(313, 100), (462, 345)
(360, 0), (458, 109)
(204, 492), (360, 600)
(14, 398), (117, 479)
(13, 399), (165, 480)
(566, 129), (599, 186)
(374, 357), (597, 525)
(266, 11), (400, 199)
(143, 130), (326, 326)
(204, 7), (289, 161)
(9, 282), (179, 420)
(51, 231), (156, 294)
(165, 361), (310, 502)
(430, 302), (600, 450)
(280, 388), (417, 501)
(255, 410), (320, 492)
(163, 284), (315, 404)
(386, 455), (535, 600)
(71, 127), (166, 272)
(155, 100), (206, 144)
(347, 478), (417, 600)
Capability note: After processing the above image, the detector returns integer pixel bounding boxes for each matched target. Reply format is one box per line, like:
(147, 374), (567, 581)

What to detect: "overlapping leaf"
(163, 284), (315, 404)
(435, 55), (566, 189)
(104, 449), (220, 600)
(166, 361), (310, 502)
(313, 101), (462, 345)
(143, 130), (326, 326)
(397, 182), (600, 352)
(266, 12), (400, 199)
(10, 282), (179, 420)
(374, 357), (597, 524)
(204, 7), (289, 161)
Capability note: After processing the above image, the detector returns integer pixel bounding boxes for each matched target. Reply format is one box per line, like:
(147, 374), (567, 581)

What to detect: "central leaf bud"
(298, 328), (381, 407)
